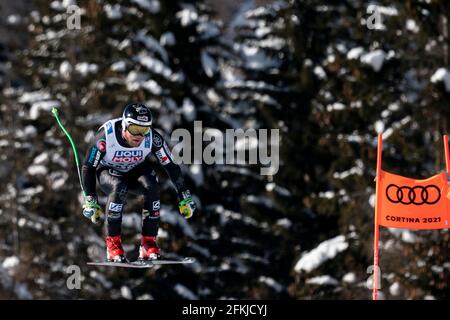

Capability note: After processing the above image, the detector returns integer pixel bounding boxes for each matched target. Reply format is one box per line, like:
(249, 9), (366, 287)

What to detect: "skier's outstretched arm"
(80, 129), (107, 224)
(150, 129), (196, 219)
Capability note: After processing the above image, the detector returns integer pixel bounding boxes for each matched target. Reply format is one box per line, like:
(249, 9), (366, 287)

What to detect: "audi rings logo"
(386, 184), (441, 205)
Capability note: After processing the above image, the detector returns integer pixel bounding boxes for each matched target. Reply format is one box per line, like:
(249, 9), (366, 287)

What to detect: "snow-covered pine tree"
(226, 0), (356, 299)
(6, 0), (237, 299)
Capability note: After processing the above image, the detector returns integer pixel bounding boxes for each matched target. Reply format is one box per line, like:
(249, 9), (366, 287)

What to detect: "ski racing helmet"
(121, 103), (152, 136)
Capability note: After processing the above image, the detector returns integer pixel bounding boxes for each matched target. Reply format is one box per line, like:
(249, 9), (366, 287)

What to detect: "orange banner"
(378, 170), (450, 229)
(372, 134), (450, 300)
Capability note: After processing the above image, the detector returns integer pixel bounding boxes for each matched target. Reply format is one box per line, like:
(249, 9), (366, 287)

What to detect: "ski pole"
(51, 107), (86, 197)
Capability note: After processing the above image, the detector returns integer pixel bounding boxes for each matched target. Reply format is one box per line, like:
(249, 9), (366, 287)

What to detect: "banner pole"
(444, 135), (450, 175)
(373, 134), (383, 300)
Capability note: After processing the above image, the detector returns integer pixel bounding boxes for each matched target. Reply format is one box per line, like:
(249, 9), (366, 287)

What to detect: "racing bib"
(99, 118), (152, 172)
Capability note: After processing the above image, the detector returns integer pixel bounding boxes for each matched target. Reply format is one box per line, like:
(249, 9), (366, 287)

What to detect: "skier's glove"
(82, 196), (103, 224)
(178, 190), (196, 219)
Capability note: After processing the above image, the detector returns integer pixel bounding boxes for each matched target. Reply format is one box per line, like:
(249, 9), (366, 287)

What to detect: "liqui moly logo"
(112, 150), (144, 163)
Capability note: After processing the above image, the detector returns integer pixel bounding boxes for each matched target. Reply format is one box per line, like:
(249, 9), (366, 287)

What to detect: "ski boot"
(106, 235), (128, 263)
(138, 236), (161, 261)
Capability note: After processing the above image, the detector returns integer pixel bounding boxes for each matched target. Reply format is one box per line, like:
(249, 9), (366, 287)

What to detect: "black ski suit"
(81, 120), (188, 237)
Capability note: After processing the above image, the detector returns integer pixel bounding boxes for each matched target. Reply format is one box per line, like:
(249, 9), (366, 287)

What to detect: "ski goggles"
(126, 124), (151, 136)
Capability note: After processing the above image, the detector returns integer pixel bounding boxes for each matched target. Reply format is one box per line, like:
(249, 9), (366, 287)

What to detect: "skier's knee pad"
(106, 183), (127, 220)
(107, 203), (123, 220)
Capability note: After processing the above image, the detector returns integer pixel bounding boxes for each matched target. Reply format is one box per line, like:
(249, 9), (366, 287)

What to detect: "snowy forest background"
(1, 0), (450, 300)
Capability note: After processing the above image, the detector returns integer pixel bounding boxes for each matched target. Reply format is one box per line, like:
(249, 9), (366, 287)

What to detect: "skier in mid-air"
(81, 103), (196, 263)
